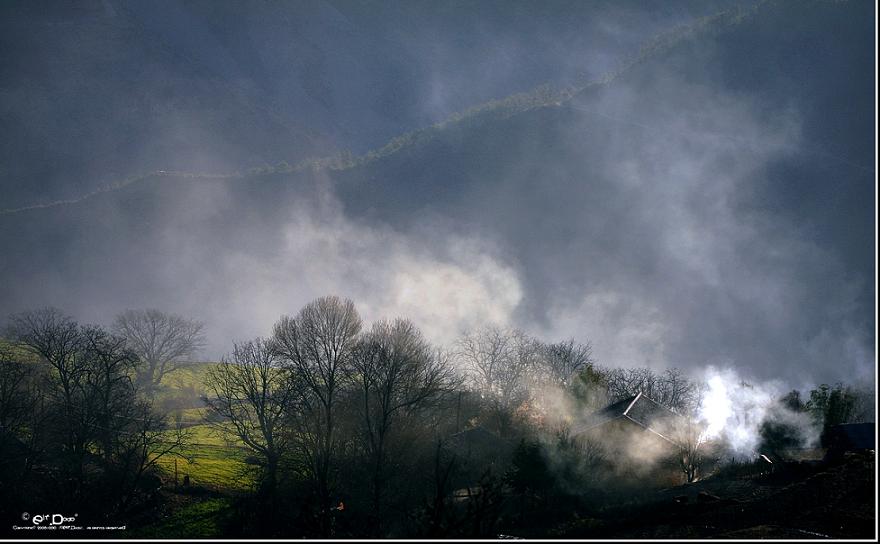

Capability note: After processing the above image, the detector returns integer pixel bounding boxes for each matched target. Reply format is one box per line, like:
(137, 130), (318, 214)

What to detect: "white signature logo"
(21, 512), (78, 526)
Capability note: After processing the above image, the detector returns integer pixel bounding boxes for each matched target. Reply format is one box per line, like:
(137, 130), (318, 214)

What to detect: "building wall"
(576, 418), (684, 486)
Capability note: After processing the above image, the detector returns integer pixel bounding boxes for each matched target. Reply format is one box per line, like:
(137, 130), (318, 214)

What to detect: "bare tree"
(112, 309), (205, 390)
(271, 295), (362, 534)
(457, 327), (536, 436)
(420, 440), (460, 537)
(0, 345), (49, 514)
(8, 308), (91, 496)
(8, 308), (85, 409)
(604, 367), (697, 413)
(0, 342), (49, 493)
(7, 308), (182, 510)
(205, 338), (294, 494)
(112, 401), (189, 513)
(659, 368), (699, 413)
(79, 325), (140, 466)
(0, 343), (36, 436)
(535, 339), (594, 388)
(674, 416), (706, 483)
(352, 318), (455, 534)
(605, 367), (656, 402)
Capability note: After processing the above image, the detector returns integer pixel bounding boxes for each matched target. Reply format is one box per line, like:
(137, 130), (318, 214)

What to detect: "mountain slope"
(0, 0), (736, 208)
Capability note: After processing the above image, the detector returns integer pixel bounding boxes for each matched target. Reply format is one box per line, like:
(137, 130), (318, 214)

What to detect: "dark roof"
(825, 423), (875, 451)
(0, 429), (31, 461)
(575, 395), (638, 430)
(572, 392), (684, 447)
(626, 394), (681, 430)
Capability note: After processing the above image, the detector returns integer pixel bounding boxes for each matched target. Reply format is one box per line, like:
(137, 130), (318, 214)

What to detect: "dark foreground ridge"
(39, 447), (867, 539)
(555, 451), (875, 539)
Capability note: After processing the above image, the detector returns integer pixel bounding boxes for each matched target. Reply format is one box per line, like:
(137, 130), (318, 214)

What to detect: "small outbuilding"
(572, 392), (685, 447)
(571, 392), (690, 485)
(824, 422), (875, 462)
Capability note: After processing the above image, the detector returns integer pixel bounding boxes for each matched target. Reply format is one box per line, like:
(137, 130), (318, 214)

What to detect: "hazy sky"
(0, 0), (743, 206)
(0, 0), (875, 390)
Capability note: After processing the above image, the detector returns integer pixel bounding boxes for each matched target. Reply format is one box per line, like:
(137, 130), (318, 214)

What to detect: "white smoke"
(696, 366), (817, 459)
(199, 187), (523, 351)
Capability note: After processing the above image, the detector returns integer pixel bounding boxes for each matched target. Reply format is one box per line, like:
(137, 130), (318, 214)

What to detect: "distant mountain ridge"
(2, 0), (738, 208)
(1, 0), (762, 215)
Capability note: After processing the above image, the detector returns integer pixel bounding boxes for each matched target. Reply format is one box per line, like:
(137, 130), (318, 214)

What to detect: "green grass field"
(161, 361), (216, 391)
(147, 362), (259, 493)
(0, 338), (42, 362)
(154, 423), (257, 492)
(153, 361), (216, 410)
(132, 362), (257, 537)
(129, 497), (236, 538)
(1, 352), (255, 535)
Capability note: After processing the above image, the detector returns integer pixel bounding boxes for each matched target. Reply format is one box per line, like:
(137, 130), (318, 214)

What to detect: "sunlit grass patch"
(0, 338), (42, 362)
(174, 407), (209, 426)
(161, 361), (217, 391)
(155, 423), (256, 492)
(153, 361), (220, 412)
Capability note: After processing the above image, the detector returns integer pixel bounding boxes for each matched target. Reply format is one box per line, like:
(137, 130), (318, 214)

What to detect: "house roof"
(571, 391), (685, 447)
(575, 395), (638, 430)
(0, 429), (31, 460)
